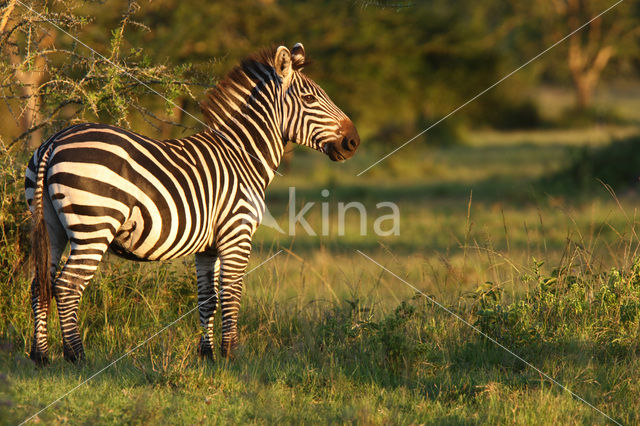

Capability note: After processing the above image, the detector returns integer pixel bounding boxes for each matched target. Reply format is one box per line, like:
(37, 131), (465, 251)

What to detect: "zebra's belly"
(111, 210), (211, 261)
(111, 214), (147, 259)
(108, 240), (152, 262)
(111, 210), (181, 261)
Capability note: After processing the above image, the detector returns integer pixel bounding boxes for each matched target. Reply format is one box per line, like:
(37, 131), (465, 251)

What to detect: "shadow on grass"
(267, 177), (537, 205)
(229, 299), (636, 407)
(275, 136), (640, 209)
(1, 296), (634, 424)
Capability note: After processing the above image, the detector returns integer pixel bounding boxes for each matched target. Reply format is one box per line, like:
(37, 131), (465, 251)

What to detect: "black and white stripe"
(25, 43), (360, 364)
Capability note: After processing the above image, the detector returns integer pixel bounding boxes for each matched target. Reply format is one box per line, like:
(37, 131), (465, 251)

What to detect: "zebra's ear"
(291, 43), (305, 70)
(274, 46), (292, 80)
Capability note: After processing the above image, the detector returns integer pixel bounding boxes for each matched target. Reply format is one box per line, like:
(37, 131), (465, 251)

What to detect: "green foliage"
(314, 299), (431, 376)
(554, 106), (629, 128)
(470, 258), (640, 357)
(0, 150), (31, 336)
(4, 0), (639, 149)
(36, 0), (546, 144)
(0, 151), (30, 273)
(480, 98), (542, 130)
(0, 1), (214, 149)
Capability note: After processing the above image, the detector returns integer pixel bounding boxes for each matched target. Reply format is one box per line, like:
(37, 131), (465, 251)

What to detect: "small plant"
(469, 257), (640, 358)
(313, 298), (431, 376)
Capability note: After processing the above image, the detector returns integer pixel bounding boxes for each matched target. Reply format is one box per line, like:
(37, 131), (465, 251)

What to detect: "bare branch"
(0, 0), (17, 34)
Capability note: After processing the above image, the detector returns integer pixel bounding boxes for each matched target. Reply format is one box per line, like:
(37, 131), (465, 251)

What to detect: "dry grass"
(1, 125), (640, 424)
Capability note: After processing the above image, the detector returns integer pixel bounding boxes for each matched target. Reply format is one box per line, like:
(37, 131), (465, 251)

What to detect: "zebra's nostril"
(342, 137), (358, 152)
(341, 138), (349, 151)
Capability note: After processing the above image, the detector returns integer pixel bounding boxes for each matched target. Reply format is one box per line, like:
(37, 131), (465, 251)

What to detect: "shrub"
(469, 257), (640, 358)
(541, 135), (640, 193)
(0, 151), (30, 283)
(0, 149), (31, 344)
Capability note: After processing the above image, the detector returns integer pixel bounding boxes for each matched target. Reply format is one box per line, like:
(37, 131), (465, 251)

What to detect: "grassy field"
(2, 125), (640, 424)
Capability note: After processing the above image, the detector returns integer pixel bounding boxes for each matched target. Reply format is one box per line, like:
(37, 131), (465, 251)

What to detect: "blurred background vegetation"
(1, 0), (639, 150)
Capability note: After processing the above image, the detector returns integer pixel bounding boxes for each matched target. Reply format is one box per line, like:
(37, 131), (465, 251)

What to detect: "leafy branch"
(0, 0), (215, 153)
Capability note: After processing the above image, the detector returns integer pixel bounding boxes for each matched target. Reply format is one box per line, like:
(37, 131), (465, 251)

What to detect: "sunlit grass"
(2, 127), (640, 424)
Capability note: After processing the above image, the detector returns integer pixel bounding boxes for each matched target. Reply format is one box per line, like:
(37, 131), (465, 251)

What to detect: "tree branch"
(0, 0), (16, 34)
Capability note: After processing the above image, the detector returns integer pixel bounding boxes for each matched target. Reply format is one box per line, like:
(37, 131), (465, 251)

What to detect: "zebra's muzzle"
(325, 120), (360, 161)
(327, 146), (346, 162)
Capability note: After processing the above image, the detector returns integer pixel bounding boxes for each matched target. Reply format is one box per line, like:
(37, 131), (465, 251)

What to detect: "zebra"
(25, 43), (360, 365)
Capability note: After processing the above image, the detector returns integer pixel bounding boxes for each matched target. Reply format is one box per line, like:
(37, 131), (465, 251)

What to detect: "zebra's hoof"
(63, 347), (85, 364)
(198, 342), (214, 360)
(29, 350), (49, 367)
(220, 341), (238, 360)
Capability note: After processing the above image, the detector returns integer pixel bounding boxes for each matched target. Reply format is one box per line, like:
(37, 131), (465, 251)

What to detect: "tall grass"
(3, 243), (639, 423)
(2, 131), (640, 423)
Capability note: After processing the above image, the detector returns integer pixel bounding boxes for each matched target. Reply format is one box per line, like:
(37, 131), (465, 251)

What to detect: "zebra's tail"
(31, 144), (54, 310)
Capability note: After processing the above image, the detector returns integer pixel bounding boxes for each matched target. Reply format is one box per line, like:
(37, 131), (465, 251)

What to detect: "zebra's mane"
(200, 46), (307, 129)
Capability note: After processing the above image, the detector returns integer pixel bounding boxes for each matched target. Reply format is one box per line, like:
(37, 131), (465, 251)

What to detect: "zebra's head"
(275, 43), (360, 162)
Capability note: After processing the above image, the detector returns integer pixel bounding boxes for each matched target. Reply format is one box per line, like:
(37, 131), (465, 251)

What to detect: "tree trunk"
(6, 11), (55, 150)
(573, 75), (592, 110)
(564, 0), (614, 111)
(568, 35), (612, 111)
(11, 53), (47, 150)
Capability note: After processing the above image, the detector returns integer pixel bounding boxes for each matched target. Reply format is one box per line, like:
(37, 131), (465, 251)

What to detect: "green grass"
(2, 125), (640, 424)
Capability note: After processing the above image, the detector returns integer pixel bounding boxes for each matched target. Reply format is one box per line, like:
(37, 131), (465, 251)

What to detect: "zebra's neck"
(204, 114), (284, 186)
(199, 50), (287, 188)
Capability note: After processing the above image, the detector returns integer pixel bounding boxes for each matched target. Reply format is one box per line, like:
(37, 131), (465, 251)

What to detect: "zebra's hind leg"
(30, 199), (68, 366)
(195, 252), (220, 359)
(30, 276), (50, 366)
(54, 239), (110, 363)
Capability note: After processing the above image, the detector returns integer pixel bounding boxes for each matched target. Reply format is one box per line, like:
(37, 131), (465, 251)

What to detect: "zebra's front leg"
(54, 242), (108, 363)
(195, 252), (220, 360)
(219, 240), (252, 359)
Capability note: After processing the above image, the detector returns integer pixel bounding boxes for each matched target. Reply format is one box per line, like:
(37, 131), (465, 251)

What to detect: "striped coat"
(25, 43), (360, 364)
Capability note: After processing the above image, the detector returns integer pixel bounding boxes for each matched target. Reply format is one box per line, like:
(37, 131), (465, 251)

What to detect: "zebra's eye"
(302, 94), (317, 104)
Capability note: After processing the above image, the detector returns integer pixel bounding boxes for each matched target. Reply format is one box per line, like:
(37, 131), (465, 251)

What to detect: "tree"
(0, 0), (211, 152)
(548, 0), (639, 110)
